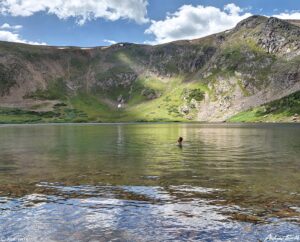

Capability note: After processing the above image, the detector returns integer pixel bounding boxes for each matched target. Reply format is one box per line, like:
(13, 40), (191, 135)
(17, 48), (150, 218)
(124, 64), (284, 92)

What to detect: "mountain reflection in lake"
(0, 123), (299, 241)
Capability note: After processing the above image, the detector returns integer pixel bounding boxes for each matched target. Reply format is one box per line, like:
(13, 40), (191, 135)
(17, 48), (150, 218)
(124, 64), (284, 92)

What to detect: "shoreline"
(0, 121), (299, 128)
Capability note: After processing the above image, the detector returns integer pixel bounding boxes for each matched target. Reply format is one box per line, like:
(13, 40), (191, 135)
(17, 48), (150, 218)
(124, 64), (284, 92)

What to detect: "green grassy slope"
(0, 76), (210, 123)
(228, 91), (300, 122)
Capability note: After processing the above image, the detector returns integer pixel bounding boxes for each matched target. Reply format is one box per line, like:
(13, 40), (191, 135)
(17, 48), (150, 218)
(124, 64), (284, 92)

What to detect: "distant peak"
(234, 15), (300, 33)
(266, 16), (295, 28)
(235, 15), (268, 29)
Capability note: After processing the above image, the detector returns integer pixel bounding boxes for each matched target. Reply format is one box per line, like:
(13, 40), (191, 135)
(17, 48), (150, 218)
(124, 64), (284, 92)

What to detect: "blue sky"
(0, 0), (299, 46)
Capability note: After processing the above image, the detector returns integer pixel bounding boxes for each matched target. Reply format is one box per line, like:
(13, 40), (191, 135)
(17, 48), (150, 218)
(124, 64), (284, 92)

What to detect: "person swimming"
(177, 137), (183, 146)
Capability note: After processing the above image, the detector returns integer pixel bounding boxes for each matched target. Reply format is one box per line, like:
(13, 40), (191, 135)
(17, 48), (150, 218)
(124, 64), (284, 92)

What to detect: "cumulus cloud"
(0, 0), (149, 25)
(0, 22), (22, 30)
(145, 3), (252, 44)
(0, 23), (46, 45)
(273, 11), (300, 20)
(103, 39), (117, 45)
(224, 3), (242, 15)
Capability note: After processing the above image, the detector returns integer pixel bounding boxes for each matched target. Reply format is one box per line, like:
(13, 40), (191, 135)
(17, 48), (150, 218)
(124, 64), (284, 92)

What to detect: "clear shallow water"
(0, 123), (299, 241)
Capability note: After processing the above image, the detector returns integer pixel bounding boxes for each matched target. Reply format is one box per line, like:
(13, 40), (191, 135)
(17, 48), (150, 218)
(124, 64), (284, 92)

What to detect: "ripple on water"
(0, 183), (300, 241)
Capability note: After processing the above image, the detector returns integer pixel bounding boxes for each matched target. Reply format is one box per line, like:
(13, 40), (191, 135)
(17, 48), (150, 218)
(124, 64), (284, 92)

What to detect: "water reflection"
(0, 123), (299, 241)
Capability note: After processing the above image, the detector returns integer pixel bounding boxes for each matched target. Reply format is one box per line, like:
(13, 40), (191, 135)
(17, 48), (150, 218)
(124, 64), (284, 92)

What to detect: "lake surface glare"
(0, 123), (299, 241)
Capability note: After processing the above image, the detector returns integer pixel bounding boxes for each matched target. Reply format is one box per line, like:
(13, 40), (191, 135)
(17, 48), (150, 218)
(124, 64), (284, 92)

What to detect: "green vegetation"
(96, 66), (134, 81)
(70, 57), (86, 71)
(0, 76), (211, 123)
(25, 78), (67, 100)
(183, 88), (205, 102)
(221, 46), (246, 72)
(0, 107), (55, 124)
(121, 78), (209, 122)
(0, 101), (98, 124)
(69, 94), (126, 122)
(237, 79), (251, 97)
(228, 91), (300, 122)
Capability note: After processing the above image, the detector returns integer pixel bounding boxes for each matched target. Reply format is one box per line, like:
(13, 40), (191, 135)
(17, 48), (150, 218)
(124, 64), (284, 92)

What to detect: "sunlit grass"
(0, 74), (213, 123)
(228, 91), (300, 122)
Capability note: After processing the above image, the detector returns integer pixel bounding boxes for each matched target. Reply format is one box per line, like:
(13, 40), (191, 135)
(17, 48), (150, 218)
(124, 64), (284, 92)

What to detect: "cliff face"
(0, 15), (299, 123)
(195, 16), (300, 121)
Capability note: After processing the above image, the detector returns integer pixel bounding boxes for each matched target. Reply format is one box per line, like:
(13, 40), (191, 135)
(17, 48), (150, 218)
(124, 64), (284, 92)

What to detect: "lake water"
(0, 123), (299, 241)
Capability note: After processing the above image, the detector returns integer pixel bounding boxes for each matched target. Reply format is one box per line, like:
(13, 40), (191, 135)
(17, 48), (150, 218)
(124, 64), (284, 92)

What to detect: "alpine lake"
(0, 123), (299, 241)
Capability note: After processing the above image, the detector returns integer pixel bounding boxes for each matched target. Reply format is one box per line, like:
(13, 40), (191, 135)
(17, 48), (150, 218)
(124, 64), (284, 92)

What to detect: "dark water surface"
(0, 123), (299, 241)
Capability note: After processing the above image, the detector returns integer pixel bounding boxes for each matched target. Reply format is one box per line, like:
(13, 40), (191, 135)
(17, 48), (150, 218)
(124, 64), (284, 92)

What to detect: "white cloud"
(0, 0), (149, 25)
(224, 3), (242, 15)
(0, 29), (46, 45)
(0, 22), (22, 30)
(145, 3), (252, 44)
(0, 21), (45, 45)
(273, 12), (300, 20)
(103, 39), (117, 45)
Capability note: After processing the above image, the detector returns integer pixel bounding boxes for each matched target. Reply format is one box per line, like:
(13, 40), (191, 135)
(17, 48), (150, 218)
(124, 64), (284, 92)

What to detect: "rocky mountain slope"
(0, 15), (299, 123)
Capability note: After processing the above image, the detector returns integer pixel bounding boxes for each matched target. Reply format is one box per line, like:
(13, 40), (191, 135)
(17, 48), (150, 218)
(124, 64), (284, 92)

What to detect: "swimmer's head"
(178, 137), (183, 144)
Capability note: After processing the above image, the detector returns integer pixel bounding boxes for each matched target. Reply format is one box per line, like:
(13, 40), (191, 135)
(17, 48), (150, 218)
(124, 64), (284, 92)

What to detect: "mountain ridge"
(0, 15), (299, 123)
